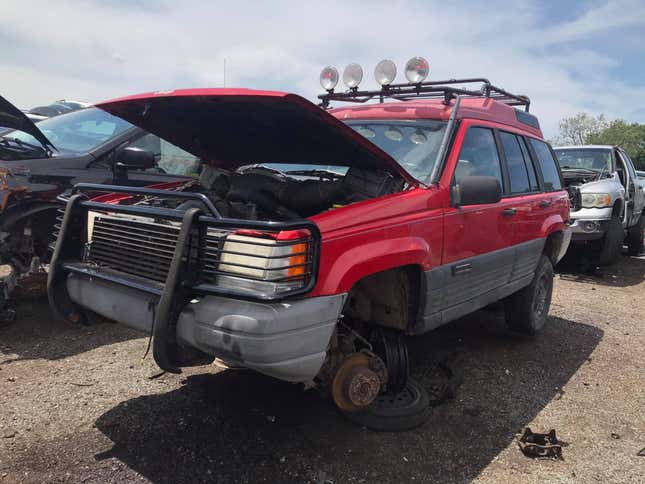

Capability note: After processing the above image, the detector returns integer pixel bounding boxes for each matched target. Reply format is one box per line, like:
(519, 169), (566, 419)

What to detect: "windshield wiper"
(0, 136), (49, 155)
(284, 169), (344, 179)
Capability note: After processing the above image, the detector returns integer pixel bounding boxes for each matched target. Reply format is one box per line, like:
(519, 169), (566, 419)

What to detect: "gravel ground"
(0, 254), (643, 483)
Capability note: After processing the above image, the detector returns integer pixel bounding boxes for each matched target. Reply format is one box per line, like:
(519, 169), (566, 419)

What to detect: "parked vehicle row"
(1, 57), (640, 430)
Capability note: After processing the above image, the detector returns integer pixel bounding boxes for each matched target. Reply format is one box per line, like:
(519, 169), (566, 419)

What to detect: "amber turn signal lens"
(288, 243), (307, 277)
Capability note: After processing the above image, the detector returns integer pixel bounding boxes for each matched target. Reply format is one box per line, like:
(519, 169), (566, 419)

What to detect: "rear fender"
(316, 237), (431, 295)
(540, 213), (567, 238)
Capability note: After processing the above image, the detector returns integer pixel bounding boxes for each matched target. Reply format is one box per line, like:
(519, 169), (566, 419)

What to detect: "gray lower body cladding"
(67, 274), (346, 382)
(415, 238), (546, 334)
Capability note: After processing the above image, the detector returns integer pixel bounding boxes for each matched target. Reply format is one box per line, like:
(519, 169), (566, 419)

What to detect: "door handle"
(539, 200), (551, 208)
(502, 208), (517, 216)
(452, 262), (472, 275)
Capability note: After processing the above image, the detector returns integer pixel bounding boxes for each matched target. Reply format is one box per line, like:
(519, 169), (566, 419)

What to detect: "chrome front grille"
(85, 214), (182, 282)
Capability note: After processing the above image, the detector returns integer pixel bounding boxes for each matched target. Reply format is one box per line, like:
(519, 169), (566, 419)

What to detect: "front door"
(442, 123), (516, 310)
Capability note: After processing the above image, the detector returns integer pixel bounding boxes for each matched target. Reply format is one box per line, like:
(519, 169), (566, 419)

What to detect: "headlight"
(580, 193), (612, 208)
(212, 229), (313, 298)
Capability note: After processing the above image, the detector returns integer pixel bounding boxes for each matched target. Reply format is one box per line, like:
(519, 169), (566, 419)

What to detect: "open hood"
(96, 88), (416, 184)
(0, 95), (55, 150)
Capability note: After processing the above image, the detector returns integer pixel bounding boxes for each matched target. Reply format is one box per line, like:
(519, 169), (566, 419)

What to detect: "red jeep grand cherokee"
(48, 64), (571, 424)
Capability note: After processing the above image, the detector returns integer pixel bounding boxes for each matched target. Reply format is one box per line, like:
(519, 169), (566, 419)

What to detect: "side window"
(499, 131), (531, 194)
(129, 134), (202, 177)
(529, 139), (562, 191)
(518, 137), (539, 191)
(454, 127), (503, 190)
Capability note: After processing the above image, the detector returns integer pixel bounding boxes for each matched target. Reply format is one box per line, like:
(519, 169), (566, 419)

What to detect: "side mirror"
(452, 176), (501, 206)
(116, 146), (156, 170)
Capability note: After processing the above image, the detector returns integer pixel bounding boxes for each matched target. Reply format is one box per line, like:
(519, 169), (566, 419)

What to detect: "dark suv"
(0, 95), (206, 305)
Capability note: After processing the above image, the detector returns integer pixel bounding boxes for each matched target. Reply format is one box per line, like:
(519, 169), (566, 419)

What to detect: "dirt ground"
(0, 254), (643, 483)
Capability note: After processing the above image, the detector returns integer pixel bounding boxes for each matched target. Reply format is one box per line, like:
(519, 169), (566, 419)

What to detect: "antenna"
(223, 58), (227, 88)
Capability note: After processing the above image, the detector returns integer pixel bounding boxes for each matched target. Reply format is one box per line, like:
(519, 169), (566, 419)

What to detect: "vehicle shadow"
(94, 311), (602, 483)
(557, 251), (645, 288)
(0, 297), (139, 363)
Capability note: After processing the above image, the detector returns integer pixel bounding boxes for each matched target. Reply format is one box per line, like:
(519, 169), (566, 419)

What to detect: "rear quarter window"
(530, 139), (562, 191)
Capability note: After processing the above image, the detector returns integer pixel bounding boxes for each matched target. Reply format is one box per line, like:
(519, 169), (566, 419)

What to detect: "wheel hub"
(332, 353), (382, 412)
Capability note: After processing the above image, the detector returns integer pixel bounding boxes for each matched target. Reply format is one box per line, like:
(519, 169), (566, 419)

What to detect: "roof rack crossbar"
(318, 78), (531, 112)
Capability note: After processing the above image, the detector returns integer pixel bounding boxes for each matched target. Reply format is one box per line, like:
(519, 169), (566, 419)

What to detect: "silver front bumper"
(67, 273), (345, 382)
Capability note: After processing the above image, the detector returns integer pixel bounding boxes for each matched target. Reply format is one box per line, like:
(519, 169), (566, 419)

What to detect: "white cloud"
(1, 0), (643, 137)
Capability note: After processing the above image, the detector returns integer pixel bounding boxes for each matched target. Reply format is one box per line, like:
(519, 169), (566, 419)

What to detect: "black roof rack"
(318, 77), (531, 112)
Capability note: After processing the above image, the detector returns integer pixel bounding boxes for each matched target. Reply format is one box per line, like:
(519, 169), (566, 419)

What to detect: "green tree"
(555, 113), (608, 145)
(588, 120), (645, 170)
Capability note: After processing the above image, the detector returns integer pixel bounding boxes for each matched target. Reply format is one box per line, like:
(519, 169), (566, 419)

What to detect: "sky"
(1, 0), (644, 138)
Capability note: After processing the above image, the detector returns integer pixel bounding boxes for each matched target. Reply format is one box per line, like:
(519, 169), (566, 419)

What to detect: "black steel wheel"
(370, 328), (409, 394)
(342, 378), (431, 432)
(504, 255), (554, 335)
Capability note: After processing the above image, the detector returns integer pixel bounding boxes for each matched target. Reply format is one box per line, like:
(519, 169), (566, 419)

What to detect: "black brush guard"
(47, 183), (321, 373)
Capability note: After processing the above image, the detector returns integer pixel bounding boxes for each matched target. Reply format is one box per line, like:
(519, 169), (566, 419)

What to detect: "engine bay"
(136, 165), (406, 220)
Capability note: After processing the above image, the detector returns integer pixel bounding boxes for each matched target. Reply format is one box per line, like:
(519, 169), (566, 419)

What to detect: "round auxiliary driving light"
(405, 56), (430, 83)
(320, 66), (339, 91)
(374, 59), (397, 86)
(343, 63), (363, 88)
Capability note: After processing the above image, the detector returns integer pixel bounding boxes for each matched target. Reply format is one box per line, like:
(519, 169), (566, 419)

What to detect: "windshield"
(554, 148), (612, 171)
(6, 107), (133, 155)
(345, 120), (447, 181)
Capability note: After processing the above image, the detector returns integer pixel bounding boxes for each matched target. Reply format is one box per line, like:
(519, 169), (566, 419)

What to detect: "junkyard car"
(48, 64), (571, 419)
(554, 145), (645, 261)
(0, 95), (206, 306)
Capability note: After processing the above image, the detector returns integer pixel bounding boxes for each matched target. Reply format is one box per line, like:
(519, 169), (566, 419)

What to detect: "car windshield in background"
(346, 120), (447, 181)
(554, 148), (611, 171)
(7, 107), (133, 155)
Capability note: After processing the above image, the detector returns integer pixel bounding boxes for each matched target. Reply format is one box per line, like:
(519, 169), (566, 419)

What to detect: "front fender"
(314, 237), (431, 295)
(0, 200), (61, 230)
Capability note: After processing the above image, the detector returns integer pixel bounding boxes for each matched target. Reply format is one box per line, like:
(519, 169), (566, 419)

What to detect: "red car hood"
(96, 88), (416, 184)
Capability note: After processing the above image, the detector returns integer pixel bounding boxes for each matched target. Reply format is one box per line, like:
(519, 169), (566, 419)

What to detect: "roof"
(329, 97), (543, 138)
(554, 145), (614, 150)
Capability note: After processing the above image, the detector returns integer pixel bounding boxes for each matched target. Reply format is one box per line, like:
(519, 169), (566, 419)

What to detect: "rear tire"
(504, 255), (553, 335)
(626, 214), (644, 256)
(598, 215), (624, 265)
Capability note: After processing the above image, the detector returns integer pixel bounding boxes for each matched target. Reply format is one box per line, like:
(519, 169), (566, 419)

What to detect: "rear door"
(496, 130), (545, 281)
(442, 122), (516, 310)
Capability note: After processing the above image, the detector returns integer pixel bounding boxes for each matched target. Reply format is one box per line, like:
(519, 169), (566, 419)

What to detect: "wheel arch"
(342, 264), (425, 332)
(542, 230), (565, 265)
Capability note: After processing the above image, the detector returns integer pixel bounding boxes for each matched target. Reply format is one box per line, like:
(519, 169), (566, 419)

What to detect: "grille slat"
(86, 214), (182, 282)
(92, 230), (177, 255)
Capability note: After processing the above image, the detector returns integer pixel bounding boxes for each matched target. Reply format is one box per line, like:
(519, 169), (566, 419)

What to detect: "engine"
(146, 166), (406, 220)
